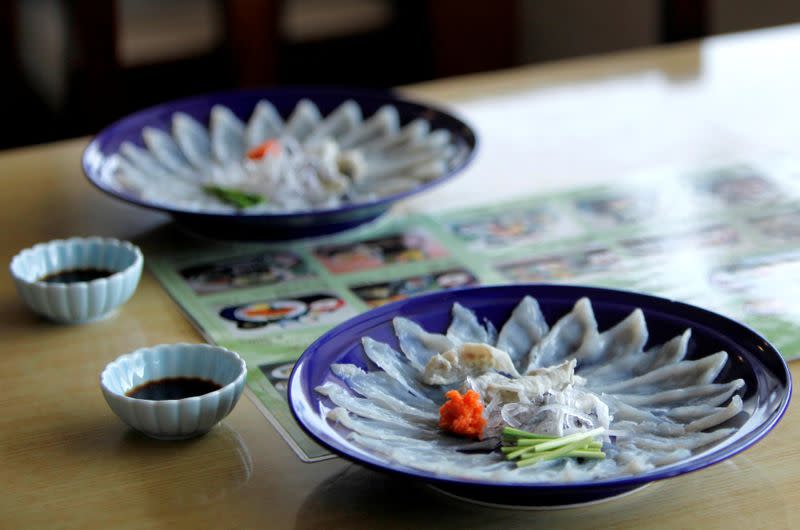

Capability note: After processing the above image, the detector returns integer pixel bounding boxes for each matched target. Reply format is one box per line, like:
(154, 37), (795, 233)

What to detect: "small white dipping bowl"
(10, 237), (143, 323)
(100, 344), (247, 440)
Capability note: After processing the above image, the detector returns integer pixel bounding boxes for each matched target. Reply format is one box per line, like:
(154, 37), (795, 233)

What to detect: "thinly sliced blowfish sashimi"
(612, 379), (744, 407)
(596, 351), (729, 393)
(305, 100), (362, 145)
(423, 343), (520, 385)
(617, 428), (737, 452)
(173, 112), (212, 169)
(338, 105), (399, 150)
(119, 141), (171, 177)
(446, 303), (490, 345)
(329, 408), (494, 452)
(316, 382), (433, 428)
(586, 329), (691, 383)
(361, 337), (438, 400)
(573, 309), (647, 370)
(327, 408), (438, 442)
(142, 127), (193, 175)
(524, 298), (598, 371)
(210, 105), (246, 164)
(331, 363), (437, 418)
(245, 100), (284, 148)
(496, 296), (549, 370)
(284, 99), (321, 142)
(314, 297), (747, 483)
(393, 317), (453, 372)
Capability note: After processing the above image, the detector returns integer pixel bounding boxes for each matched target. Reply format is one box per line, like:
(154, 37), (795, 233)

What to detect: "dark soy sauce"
(40, 268), (114, 283)
(126, 377), (222, 400)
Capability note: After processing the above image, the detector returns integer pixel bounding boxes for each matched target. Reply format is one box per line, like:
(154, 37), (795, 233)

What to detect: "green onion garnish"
(501, 426), (606, 468)
(204, 185), (264, 209)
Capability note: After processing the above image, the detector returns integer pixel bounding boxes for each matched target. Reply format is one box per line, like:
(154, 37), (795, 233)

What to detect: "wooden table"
(2, 25), (799, 529)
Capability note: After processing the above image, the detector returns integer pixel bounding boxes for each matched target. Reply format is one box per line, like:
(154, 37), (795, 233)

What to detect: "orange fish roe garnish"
(246, 139), (281, 160)
(438, 389), (487, 440)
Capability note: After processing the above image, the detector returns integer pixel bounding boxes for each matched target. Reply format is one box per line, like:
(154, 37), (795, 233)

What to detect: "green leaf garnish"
(204, 185), (265, 209)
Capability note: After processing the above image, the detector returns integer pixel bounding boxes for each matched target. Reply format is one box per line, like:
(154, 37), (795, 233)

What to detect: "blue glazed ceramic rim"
(288, 284), (792, 496)
(81, 86), (478, 222)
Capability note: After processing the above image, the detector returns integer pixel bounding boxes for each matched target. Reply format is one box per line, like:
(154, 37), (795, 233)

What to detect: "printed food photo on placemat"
(748, 210), (800, 242)
(619, 224), (741, 257)
(573, 193), (654, 229)
(350, 268), (479, 307)
(693, 165), (783, 206)
(217, 293), (357, 337)
(709, 251), (800, 317)
(179, 250), (313, 294)
(496, 247), (620, 283)
(312, 228), (448, 274)
(258, 360), (296, 401)
(445, 205), (582, 251)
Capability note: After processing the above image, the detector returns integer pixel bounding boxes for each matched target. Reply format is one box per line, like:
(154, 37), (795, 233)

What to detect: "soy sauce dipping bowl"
(100, 344), (247, 440)
(9, 237), (143, 323)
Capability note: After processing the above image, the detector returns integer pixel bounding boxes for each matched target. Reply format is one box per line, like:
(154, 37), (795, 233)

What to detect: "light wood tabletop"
(2, 25), (799, 529)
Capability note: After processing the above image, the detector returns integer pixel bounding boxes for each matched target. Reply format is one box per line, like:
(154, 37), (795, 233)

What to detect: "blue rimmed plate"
(82, 87), (477, 241)
(288, 285), (791, 507)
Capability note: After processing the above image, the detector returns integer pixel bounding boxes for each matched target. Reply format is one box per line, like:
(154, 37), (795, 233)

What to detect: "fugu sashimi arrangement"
(110, 99), (459, 213)
(316, 296), (747, 483)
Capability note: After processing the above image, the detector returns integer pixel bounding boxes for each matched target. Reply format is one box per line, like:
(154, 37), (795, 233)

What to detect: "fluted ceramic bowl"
(101, 343), (247, 440)
(10, 237), (143, 323)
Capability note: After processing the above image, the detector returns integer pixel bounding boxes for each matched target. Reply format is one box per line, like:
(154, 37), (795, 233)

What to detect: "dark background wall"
(2, 0), (799, 151)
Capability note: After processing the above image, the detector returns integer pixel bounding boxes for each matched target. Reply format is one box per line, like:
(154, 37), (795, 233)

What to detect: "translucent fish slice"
(496, 295), (549, 370)
(172, 112), (212, 170)
(598, 351), (730, 394)
(361, 337), (436, 400)
(573, 309), (648, 368)
(393, 317), (453, 372)
(284, 99), (322, 142)
(119, 141), (172, 177)
(245, 100), (284, 148)
(142, 126), (194, 175)
(331, 363), (437, 415)
(359, 118), (429, 153)
(339, 105), (400, 149)
(523, 297), (599, 372)
(304, 100), (362, 145)
(446, 303), (489, 345)
(210, 105), (246, 164)
(582, 329), (690, 383)
(612, 379), (745, 408)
